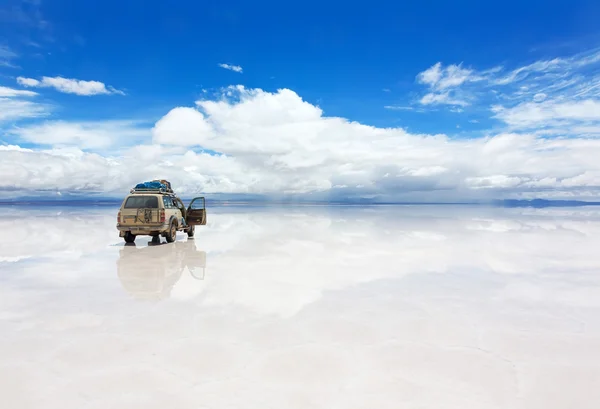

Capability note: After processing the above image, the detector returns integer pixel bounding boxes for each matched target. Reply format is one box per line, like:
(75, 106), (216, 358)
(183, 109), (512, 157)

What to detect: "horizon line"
(1, 198), (600, 208)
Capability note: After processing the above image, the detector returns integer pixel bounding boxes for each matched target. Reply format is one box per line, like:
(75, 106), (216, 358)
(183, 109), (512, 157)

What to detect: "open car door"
(186, 197), (206, 226)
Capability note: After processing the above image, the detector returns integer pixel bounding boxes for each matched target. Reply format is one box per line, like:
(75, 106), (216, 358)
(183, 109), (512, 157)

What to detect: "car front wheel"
(187, 225), (195, 238)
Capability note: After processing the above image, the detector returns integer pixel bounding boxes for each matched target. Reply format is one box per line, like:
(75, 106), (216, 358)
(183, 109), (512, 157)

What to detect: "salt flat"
(1, 205), (599, 409)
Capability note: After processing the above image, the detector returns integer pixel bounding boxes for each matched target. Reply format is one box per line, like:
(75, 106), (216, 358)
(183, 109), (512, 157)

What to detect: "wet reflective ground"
(1, 205), (600, 409)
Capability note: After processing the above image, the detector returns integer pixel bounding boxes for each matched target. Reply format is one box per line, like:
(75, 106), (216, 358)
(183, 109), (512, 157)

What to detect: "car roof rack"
(130, 187), (177, 196)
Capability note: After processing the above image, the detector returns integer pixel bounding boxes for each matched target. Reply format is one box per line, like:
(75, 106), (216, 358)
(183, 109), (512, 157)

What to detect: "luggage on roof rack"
(131, 179), (175, 194)
(153, 179), (172, 190)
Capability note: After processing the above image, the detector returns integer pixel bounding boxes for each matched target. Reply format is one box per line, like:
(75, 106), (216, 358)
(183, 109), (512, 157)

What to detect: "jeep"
(116, 190), (206, 244)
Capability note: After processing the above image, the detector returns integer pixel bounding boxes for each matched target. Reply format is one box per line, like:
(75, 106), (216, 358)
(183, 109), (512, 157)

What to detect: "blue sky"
(2, 0), (600, 200)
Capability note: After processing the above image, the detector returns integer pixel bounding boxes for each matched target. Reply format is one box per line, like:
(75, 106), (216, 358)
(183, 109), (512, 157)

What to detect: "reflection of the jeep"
(116, 240), (206, 301)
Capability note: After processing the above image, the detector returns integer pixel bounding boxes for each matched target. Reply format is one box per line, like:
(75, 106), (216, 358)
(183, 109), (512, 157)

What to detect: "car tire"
(166, 221), (177, 243)
(124, 232), (136, 243)
(187, 225), (195, 238)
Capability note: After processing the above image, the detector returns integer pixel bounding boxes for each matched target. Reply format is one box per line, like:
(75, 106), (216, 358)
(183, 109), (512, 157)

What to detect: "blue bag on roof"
(135, 181), (167, 190)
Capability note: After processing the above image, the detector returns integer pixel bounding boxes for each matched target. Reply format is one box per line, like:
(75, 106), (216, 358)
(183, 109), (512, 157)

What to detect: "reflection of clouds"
(0, 208), (116, 262)
(466, 216), (600, 235)
(3, 206), (600, 315)
(2, 206), (600, 409)
(193, 207), (600, 317)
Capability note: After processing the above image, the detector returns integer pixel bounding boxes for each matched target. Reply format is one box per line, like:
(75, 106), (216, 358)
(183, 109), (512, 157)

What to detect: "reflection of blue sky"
(1, 206), (600, 408)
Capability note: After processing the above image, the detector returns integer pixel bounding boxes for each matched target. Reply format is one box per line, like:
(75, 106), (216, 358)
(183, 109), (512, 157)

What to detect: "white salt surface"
(1, 205), (599, 409)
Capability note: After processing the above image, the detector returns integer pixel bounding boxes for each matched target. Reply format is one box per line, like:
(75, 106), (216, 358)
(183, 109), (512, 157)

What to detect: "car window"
(163, 196), (172, 208)
(124, 196), (159, 209)
(189, 198), (205, 210)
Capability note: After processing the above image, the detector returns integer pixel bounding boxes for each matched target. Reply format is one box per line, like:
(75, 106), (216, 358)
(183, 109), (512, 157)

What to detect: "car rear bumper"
(117, 223), (169, 236)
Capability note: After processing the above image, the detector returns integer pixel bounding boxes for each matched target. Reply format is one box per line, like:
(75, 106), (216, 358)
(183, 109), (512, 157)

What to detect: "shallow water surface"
(1, 205), (599, 409)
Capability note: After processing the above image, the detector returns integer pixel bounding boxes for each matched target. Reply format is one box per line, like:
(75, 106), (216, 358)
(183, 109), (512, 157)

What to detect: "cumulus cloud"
(2, 86), (600, 200)
(152, 107), (214, 146)
(218, 63), (243, 73)
(16, 76), (125, 96)
(0, 146), (122, 193)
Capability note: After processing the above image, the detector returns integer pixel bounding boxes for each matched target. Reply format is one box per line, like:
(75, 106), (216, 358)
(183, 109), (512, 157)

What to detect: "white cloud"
(0, 86), (38, 97)
(0, 98), (48, 122)
(8, 120), (150, 149)
(152, 107), (214, 146)
(3, 86), (600, 200)
(0, 147), (122, 193)
(416, 62), (480, 106)
(485, 49), (600, 133)
(414, 48), (600, 117)
(417, 62), (443, 87)
(465, 175), (523, 189)
(493, 99), (600, 128)
(0, 86), (49, 122)
(16, 77), (40, 87)
(417, 63), (479, 90)
(437, 64), (474, 89)
(16, 76), (125, 96)
(492, 58), (563, 85)
(218, 63), (243, 73)
(420, 92), (469, 107)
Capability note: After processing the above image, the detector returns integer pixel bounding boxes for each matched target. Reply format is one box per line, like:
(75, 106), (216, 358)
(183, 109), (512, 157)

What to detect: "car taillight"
(160, 209), (165, 223)
(117, 211), (121, 223)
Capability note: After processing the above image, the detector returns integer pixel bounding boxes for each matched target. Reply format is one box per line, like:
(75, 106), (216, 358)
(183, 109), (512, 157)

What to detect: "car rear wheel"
(124, 232), (136, 243)
(187, 225), (195, 238)
(166, 222), (177, 243)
